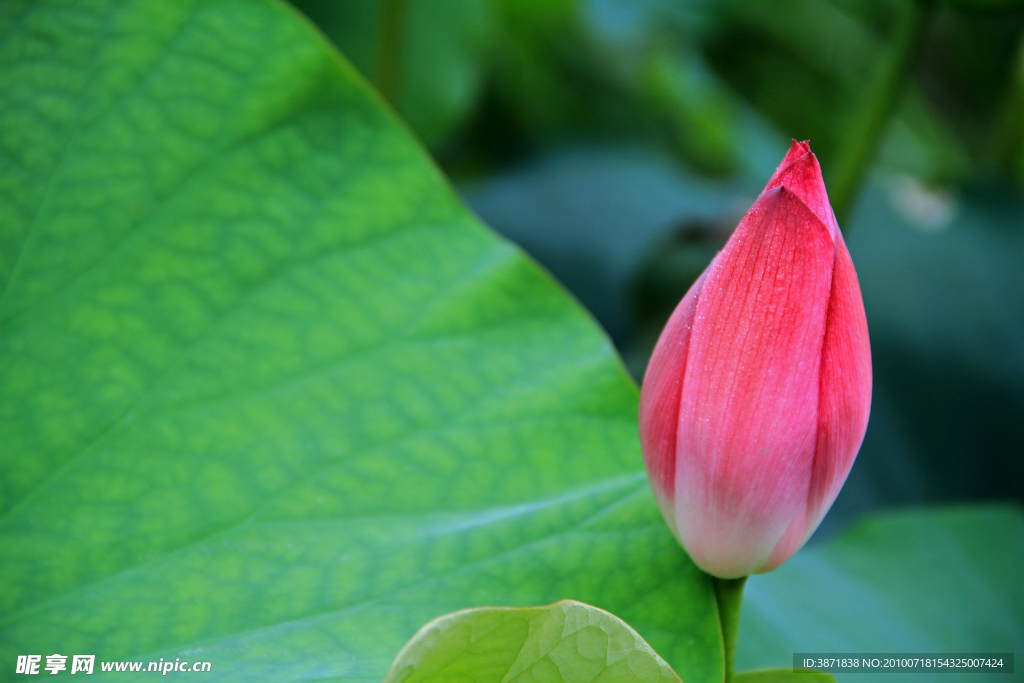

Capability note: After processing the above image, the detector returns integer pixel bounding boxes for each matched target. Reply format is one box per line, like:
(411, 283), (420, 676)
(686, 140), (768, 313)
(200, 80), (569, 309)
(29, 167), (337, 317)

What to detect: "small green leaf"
(734, 669), (834, 683)
(384, 600), (683, 683)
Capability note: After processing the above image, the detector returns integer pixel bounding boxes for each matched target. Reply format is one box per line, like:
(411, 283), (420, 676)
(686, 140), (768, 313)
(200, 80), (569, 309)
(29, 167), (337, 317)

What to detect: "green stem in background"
(989, 32), (1024, 183)
(713, 576), (747, 683)
(830, 0), (934, 225)
(376, 0), (406, 104)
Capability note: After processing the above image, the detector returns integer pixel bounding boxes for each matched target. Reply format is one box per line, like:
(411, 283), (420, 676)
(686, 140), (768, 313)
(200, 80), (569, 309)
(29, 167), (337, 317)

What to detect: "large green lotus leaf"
(0, 1), (721, 681)
(738, 506), (1023, 683)
(383, 600), (682, 683)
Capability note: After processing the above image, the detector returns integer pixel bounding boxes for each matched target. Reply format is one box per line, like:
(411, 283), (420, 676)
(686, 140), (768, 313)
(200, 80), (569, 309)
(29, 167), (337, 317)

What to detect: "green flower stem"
(376, 0), (406, 104)
(713, 575), (747, 683)
(990, 34), (1024, 182)
(830, 0), (934, 224)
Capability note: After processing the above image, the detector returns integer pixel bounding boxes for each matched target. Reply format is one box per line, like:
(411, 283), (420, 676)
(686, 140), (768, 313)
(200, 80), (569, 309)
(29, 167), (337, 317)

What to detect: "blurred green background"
(292, 0), (1024, 540)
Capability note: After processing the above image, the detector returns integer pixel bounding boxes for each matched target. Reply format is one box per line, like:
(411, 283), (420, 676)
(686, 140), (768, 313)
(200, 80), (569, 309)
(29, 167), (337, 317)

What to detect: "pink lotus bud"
(639, 141), (872, 578)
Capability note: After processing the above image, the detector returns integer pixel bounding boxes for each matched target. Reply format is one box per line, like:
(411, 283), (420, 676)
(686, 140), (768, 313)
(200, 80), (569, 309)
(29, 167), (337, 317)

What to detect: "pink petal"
(673, 187), (836, 578)
(766, 140), (812, 183)
(764, 140), (840, 239)
(805, 228), (872, 538)
(639, 269), (708, 534)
